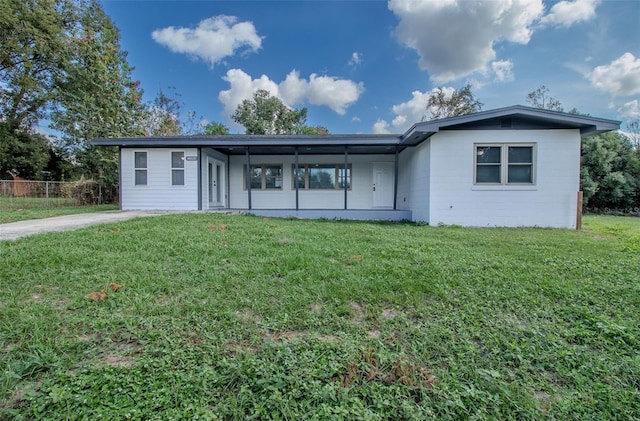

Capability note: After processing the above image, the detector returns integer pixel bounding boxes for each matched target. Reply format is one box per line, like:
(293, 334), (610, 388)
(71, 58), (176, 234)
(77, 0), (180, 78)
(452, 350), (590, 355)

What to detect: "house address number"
(186, 156), (198, 161)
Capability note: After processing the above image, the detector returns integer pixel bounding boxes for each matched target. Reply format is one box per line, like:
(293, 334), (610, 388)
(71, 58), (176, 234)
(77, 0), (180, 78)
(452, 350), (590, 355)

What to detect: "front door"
(372, 162), (394, 208)
(208, 159), (224, 208)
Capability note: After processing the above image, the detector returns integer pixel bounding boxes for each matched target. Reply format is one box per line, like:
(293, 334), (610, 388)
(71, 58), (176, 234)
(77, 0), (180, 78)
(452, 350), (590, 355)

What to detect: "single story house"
(93, 105), (620, 228)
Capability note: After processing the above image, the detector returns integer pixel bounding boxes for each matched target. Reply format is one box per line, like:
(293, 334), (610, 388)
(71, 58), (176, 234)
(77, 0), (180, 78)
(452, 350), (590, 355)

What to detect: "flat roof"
(93, 105), (620, 153)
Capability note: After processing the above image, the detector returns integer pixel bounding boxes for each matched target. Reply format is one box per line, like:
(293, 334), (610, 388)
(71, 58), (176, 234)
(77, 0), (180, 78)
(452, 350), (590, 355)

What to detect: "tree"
(626, 117), (639, 150)
(426, 83), (483, 120)
(581, 132), (639, 211)
(49, 0), (146, 189)
(0, 0), (71, 131)
(201, 122), (229, 135)
(1, 0), (145, 185)
(0, 122), (52, 179)
(233, 89), (308, 134)
(296, 125), (329, 135)
(142, 88), (182, 136)
(525, 85), (564, 112)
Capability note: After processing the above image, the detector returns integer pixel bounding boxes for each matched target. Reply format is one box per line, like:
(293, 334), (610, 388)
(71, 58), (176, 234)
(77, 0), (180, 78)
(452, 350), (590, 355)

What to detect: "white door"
(372, 163), (394, 208)
(208, 158), (225, 208)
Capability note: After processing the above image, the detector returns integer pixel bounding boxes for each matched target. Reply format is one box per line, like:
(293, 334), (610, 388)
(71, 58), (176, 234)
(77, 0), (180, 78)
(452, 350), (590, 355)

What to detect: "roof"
(92, 134), (403, 155)
(401, 105), (621, 146)
(92, 105), (620, 154)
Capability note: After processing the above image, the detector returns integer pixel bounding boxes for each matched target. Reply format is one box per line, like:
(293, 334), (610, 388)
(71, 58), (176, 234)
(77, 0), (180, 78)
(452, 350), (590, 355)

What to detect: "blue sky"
(102, 0), (640, 135)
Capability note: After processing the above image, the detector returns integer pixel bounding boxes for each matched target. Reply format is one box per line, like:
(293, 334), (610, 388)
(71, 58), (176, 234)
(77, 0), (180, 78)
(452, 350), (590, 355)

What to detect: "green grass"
(1, 215), (638, 419)
(0, 202), (119, 224)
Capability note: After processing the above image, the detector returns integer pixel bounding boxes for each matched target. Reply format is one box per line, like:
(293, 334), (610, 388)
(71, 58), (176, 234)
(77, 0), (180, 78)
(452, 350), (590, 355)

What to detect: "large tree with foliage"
(201, 122), (230, 135)
(49, 0), (145, 188)
(581, 132), (639, 211)
(232, 89), (310, 135)
(0, 0), (145, 187)
(426, 83), (483, 120)
(0, 0), (71, 132)
(523, 86), (638, 211)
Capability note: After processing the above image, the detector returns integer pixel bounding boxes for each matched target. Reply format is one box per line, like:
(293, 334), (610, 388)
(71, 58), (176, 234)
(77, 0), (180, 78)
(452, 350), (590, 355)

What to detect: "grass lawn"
(0, 201), (119, 224)
(1, 215), (638, 419)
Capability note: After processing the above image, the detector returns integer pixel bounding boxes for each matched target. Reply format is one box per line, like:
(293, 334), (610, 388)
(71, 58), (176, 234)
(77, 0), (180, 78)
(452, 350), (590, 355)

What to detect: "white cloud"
(540, 0), (600, 27)
(372, 87), (458, 133)
(351, 116), (361, 123)
(587, 53), (640, 97)
(618, 100), (640, 118)
(390, 90), (435, 129)
(151, 16), (262, 66)
(348, 52), (363, 67)
(491, 60), (514, 82)
(388, 0), (543, 83)
(372, 119), (391, 134)
(306, 74), (364, 114)
(218, 69), (364, 117)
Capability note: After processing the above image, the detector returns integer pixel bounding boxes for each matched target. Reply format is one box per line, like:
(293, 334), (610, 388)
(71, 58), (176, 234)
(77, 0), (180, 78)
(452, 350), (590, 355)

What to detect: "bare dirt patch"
(25, 293), (43, 304)
(367, 330), (381, 339)
(316, 334), (339, 343)
(310, 303), (322, 314)
(1, 381), (41, 409)
(534, 391), (553, 412)
(102, 355), (135, 368)
(349, 302), (366, 324)
(237, 308), (261, 325)
(381, 309), (401, 319)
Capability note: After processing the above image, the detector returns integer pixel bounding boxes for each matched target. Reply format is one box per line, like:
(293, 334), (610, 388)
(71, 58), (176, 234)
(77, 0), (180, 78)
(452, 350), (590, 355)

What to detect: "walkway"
(0, 211), (166, 241)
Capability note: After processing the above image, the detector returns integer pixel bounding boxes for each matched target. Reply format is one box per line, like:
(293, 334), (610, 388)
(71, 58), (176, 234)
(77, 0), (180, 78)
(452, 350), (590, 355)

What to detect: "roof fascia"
(400, 105), (621, 144)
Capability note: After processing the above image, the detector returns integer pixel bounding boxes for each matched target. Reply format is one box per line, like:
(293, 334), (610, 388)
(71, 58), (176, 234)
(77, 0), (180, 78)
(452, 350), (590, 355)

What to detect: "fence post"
(45, 181), (50, 207)
(576, 191), (583, 230)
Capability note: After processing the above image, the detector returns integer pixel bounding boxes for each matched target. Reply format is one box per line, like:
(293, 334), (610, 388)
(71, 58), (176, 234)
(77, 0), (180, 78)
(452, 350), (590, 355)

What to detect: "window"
(171, 151), (185, 186)
(292, 164), (352, 190)
(475, 144), (534, 185)
(244, 165), (283, 190)
(134, 152), (147, 186)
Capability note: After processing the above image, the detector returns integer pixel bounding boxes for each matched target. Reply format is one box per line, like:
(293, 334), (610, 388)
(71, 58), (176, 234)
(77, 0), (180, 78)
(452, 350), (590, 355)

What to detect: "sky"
(101, 0), (640, 135)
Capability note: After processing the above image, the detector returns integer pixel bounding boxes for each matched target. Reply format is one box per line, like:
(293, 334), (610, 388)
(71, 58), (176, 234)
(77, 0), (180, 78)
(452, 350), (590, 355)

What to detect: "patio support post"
(393, 144), (399, 210)
(246, 147), (252, 210)
(197, 147), (202, 210)
(344, 146), (348, 210)
(294, 147), (299, 211)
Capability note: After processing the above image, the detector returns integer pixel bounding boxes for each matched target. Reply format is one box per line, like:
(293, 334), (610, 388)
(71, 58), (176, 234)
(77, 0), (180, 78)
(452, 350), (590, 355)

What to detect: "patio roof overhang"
(92, 134), (404, 155)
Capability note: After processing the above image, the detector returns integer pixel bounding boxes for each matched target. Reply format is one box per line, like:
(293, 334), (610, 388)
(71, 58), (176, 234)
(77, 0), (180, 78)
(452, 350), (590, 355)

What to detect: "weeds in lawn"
(0, 214), (638, 419)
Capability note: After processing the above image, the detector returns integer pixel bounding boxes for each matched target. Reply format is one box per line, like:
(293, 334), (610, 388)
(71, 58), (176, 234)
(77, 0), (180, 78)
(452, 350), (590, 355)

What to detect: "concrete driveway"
(0, 211), (167, 241)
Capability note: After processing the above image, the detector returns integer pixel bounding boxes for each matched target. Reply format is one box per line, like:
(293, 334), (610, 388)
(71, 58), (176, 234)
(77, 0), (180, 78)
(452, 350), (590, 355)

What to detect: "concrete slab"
(0, 211), (167, 241)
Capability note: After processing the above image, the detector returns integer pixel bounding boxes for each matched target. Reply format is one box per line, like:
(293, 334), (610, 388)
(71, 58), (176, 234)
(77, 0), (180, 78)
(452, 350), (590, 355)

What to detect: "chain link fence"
(0, 180), (118, 209)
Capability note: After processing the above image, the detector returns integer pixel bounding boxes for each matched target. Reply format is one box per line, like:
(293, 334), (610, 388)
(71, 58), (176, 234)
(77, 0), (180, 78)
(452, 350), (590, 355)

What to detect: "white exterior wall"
(428, 129), (581, 228)
(120, 148), (199, 210)
(397, 140), (431, 222)
(228, 154), (395, 209)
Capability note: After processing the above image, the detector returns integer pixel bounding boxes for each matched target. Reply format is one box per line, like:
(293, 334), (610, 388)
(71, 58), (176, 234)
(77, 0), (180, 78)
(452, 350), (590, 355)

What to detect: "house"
(93, 105), (620, 228)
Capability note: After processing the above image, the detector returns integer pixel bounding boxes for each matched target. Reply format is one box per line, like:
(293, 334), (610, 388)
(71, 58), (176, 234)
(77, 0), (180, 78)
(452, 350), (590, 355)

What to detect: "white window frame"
(474, 143), (536, 186)
(134, 151), (147, 186)
(291, 164), (352, 190)
(171, 151), (185, 186)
